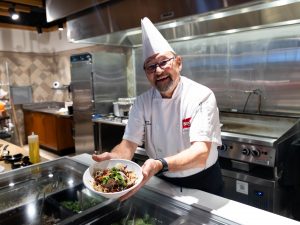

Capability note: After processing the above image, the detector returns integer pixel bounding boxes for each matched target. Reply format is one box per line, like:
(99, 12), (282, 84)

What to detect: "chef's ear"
(175, 55), (183, 71)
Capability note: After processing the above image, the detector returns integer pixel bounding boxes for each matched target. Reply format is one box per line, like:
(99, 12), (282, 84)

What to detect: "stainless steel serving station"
(0, 157), (240, 225)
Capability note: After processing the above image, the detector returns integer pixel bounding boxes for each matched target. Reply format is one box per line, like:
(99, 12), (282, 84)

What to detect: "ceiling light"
(58, 23), (64, 31)
(11, 12), (19, 20)
(9, 8), (19, 20)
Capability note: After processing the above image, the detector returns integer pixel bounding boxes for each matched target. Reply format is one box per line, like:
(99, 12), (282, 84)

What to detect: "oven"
(218, 111), (300, 219)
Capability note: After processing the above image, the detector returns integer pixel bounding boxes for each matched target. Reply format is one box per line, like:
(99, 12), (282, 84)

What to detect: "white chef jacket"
(123, 76), (222, 177)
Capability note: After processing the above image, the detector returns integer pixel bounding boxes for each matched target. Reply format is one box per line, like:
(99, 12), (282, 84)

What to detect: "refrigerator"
(70, 52), (127, 154)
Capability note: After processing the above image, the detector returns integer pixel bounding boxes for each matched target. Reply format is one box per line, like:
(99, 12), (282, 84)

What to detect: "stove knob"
(250, 147), (261, 157)
(241, 145), (250, 156)
(217, 144), (228, 151)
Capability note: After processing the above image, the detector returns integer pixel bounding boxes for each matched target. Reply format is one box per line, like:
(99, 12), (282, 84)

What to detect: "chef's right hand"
(119, 158), (162, 201)
(92, 151), (113, 162)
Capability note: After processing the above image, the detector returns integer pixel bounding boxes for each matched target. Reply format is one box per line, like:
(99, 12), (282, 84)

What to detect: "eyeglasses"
(144, 57), (175, 74)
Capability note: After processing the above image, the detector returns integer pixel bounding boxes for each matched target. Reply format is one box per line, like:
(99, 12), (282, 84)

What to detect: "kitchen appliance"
(70, 53), (95, 154)
(0, 156), (240, 225)
(218, 111), (300, 217)
(112, 97), (135, 117)
(70, 52), (127, 154)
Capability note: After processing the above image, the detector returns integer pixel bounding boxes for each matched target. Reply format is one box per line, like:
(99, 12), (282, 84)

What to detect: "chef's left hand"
(119, 158), (161, 201)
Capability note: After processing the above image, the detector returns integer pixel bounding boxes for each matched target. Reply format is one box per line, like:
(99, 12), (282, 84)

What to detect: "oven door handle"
(274, 166), (282, 181)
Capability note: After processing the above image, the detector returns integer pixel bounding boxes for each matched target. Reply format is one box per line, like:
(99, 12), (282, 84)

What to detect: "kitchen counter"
(0, 139), (28, 172)
(23, 102), (72, 118)
(24, 108), (72, 118)
(72, 153), (300, 225)
(23, 104), (75, 154)
(0, 139), (47, 173)
(92, 117), (127, 126)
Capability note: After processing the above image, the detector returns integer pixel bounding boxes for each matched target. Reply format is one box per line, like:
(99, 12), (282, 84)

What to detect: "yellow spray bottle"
(28, 132), (40, 164)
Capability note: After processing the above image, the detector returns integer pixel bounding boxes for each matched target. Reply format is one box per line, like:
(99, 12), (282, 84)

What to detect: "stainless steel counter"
(92, 117), (127, 126)
(92, 117), (147, 160)
(73, 154), (300, 225)
(0, 156), (239, 225)
(23, 102), (72, 118)
(0, 155), (298, 224)
(0, 156), (236, 224)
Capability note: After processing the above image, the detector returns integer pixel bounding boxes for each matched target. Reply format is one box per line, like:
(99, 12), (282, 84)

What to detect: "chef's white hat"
(141, 17), (175, 62)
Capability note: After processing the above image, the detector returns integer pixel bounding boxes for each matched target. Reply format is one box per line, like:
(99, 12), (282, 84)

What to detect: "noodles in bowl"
(83, 159), (143, 199)
(93, 163), (137, 193)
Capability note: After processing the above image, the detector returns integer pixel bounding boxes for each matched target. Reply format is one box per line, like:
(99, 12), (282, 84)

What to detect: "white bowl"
(83, 159), (143, 199)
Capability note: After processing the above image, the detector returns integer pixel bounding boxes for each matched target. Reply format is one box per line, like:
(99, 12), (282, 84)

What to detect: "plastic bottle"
(28, 132), (40, 164)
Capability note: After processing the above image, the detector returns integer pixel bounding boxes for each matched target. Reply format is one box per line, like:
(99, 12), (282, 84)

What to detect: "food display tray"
(0, 157), (240, 225)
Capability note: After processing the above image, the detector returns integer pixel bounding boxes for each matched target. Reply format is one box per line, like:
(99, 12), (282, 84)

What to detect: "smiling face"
(144, 51), (182, 98)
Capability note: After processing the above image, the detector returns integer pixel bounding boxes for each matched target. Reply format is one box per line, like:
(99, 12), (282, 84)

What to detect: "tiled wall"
(0, 44), (128, 145)
(0, 52), (67, 102)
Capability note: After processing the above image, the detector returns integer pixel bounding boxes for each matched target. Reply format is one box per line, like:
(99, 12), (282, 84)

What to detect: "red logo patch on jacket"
(182, 117), (191, 129)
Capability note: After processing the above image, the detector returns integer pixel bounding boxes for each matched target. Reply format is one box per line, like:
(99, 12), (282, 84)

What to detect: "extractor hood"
(66, 0), (300, 47)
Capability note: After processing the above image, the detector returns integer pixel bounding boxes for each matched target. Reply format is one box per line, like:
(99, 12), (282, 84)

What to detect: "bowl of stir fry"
(83, 159), (143, 199)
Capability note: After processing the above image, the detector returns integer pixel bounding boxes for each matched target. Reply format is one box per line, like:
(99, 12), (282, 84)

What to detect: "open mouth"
(156, 75), (170, 84)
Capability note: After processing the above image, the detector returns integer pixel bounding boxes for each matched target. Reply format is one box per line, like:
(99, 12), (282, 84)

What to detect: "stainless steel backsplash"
(134, 23), (300, 116)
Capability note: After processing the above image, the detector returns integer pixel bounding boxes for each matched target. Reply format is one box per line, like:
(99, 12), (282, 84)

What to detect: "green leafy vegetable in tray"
(111, 213), (157, 225)
(61, 197), (100, 213)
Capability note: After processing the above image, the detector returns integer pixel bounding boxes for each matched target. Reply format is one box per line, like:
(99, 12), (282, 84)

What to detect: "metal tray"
(0, 197), (73, 225)
(0, 178), (39, 213)
(0, 157), (87, 213)
(87, 199), (179, 225)
(68, 187), (240, 225)
(0, 158), (240, 225)
(0, 184), (108, 225)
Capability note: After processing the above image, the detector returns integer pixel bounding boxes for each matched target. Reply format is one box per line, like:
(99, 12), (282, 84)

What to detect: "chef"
(93, 17), (223, 200)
